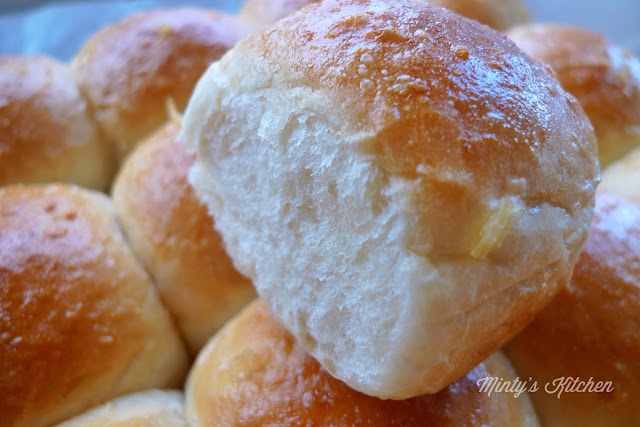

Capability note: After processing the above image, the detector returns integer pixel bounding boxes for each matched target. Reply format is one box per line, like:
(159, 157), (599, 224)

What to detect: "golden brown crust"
(112, 123), (255, 354)
(238, 0), (529, 32)
(505, 191), (640, 426)
(70, 8), (247, 161)
(507, 24), (640, 167)
(0, 185), (189, 427)
(0, 56), (115, 190)
(187, 300), (539, 426)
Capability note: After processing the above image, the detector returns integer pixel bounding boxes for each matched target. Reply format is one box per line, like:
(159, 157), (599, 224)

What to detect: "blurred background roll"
(505, 191), (640, 426)
(237, 0), (317, 31)
(238, 0), (530, 32)
(112, 122), (256, 354)
(0, 184), (189, 427)
(70, 8), (246, 162)
(601, 147), (640, 205)
(425, 0), (530, 31)
(0, 56), (114, 190)
(186, 299), (540, 426)
(507, 24), (640, 168)
(56, 390), (187, 427)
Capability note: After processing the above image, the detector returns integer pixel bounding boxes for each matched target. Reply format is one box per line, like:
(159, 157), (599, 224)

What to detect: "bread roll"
(112, 122), (256, 354)
(70, 8), (246, 162)
(238, 0), (529, 32)
(507, 24), (640, 168)
(505, 191), (640, 426)
(0, 184), (189, 427)
(426, 0), (530, 31)
(56, 390), (186, 427)
(181, 0), (599, 399)
(601, 147), (640, 205)
(186, 300), (540, 426)
(238, 0), (318, 31)
(0, 56), (114, 190)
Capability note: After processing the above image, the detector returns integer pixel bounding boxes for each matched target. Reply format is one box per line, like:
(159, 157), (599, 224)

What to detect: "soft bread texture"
(0, 56), (114, 190)
(112, 122), (256, 354)
(182, 0), (599, 398)
(238, 0), (529, 32)
(507, 24), (640, 168)
(186, 300), (540, 426)
(0, 185), (189, 427)
(601, 147), (640, 205)
(505, 191), (640, 426)
(56, 390), (187, 427)
(70, 8), (246, 162)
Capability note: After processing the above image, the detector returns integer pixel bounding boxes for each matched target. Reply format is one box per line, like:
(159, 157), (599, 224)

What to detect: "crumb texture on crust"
(183, 0), (598, 398)
(187, 300), (540, 427)
(112, 123), (256, 354)
(0, 185), (188, 427)
(506, 191), (640, 427)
